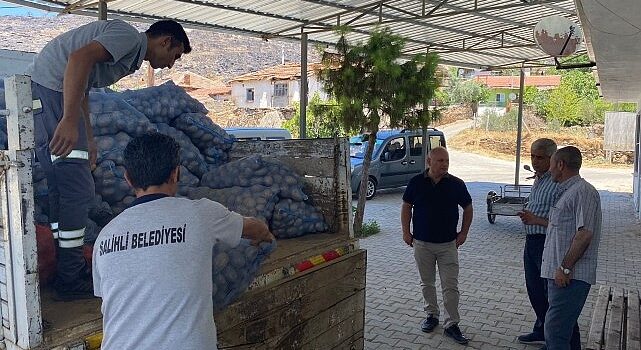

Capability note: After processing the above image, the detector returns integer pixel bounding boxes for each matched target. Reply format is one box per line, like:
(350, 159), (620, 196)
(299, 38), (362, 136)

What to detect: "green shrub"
(283, 93), (344, 138)
(479, 109), (518, 131)
(545, 118), (564, 132)
(357, 220), (381, 237)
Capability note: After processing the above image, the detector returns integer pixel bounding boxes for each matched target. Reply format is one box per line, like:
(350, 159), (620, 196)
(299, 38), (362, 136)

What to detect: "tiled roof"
(474, 75), (561, 89)
(169, 72), (225, 90)
(190, 86), (232, 96)
(229, 62), (322, 83)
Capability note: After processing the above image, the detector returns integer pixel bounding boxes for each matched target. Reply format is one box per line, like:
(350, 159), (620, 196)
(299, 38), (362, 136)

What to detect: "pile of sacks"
(196, 155), (327, 238)
(1, 81), (329, 310)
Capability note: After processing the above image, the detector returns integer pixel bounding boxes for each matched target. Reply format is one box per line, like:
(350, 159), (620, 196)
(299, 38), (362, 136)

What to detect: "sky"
(0, 1), (54, 17)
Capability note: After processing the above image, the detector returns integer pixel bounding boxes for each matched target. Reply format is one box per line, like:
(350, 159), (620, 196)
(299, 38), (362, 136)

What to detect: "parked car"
(225, 127), (292, 141)
(350, 128), (446, 199)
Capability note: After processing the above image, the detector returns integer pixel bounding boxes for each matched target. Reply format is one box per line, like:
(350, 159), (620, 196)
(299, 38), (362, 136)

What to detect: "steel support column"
(515, 63), (525, 186)
(300, 32), (308, 139)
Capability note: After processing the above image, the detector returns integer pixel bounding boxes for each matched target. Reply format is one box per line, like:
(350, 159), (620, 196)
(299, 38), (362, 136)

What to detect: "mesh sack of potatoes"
(92, 160), (134, 206)
(212, 239), (276, 312)
(182, 185), (279, 223)
(172, 113), (234, 166)
(33, 164), (49, 224)
(178, 165), (200, 187)
(34, 202), (49, 225)
(110, 195), (136, 216)
(89, 92), (155, 137)
(271, 198), (329, 238)
(154, 123), (209, 178)
(95, 132), (131, 165)
(88, 194), (115, 228)
(261, 157), (309, 202)
(200, 155), (307, 202)
(121, 81), (208, 124)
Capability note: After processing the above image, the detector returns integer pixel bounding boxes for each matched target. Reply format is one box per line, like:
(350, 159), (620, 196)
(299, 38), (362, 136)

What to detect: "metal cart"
(486, 184), (532, 224)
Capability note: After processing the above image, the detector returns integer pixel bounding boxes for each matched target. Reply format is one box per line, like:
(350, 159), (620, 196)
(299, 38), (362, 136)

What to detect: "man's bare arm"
(456, 204), (473, 247)
(460, 204), (473, 235)
(561, 228), (593, 269)
(51, 41), (112, 156)
(401, 202), (413, 246)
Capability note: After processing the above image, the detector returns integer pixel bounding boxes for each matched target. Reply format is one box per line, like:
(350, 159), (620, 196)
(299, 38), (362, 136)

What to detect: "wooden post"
(147, 63), (155, 87)
(626, 290), (640, 349)
(98, 0), (107, 20)
(1, 75), (42, 349)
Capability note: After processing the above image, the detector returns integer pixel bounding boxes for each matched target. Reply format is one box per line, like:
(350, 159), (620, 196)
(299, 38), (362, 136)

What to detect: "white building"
(229, 63), (325, 108)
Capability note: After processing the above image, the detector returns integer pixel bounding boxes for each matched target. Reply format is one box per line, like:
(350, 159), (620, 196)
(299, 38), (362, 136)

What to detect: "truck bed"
(39, 233), (355, 348)
(1, 137), (361, 349)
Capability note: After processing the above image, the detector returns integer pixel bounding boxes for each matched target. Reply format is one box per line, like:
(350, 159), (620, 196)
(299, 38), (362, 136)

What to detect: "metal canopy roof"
(575, 0), (641, 102)
(6, 0), (583, 69)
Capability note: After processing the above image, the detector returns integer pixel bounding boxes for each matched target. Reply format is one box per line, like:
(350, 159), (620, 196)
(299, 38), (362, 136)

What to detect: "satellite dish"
(509, 93), (517, 101)
(534, 15), (583, 57)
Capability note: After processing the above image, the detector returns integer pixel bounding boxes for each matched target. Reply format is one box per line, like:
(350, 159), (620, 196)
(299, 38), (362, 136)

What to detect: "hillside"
(0, 14), (320, 82)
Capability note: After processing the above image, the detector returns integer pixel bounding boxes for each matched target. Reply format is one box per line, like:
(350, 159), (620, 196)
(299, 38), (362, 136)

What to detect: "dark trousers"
(524, 234), (548, 336)
(32, 82), (93, 230)
(32, 82), (94, 286)
(545, 279), (590, 350)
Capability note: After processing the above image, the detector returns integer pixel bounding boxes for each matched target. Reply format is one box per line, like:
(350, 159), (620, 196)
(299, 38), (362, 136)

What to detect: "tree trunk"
(353, 128), (378, 235)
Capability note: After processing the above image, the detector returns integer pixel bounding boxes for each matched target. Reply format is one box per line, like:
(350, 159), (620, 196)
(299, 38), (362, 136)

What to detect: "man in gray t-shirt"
(93, 133), (275, 350)
(28, 19), (191, 300)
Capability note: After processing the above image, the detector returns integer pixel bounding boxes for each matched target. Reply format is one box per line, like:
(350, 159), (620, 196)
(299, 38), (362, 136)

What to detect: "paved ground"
(359, 123), (640, 349)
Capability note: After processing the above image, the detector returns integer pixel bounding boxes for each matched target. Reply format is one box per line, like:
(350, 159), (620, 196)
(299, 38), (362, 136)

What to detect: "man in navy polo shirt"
(401, 146), (473, 345)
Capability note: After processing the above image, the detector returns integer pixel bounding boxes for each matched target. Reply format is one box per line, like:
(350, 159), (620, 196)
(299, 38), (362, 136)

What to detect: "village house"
(228, 62), (325, 108)
(167, 72), (232, 102)
(474, 74), (561, 107)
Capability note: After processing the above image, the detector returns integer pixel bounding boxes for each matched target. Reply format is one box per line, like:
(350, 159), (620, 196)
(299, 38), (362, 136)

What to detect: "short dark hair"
(146, 20), (192, 54)
(124, 133), (181, 190)
(554, 146), (582, 171)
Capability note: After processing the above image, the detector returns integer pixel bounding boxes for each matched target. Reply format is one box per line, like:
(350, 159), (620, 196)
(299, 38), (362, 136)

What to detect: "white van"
(225, 127), (292, 141)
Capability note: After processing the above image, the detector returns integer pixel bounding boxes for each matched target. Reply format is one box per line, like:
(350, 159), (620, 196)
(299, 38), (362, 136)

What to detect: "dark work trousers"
(32, 82), (94, 287)
(524, 234), (548, 336)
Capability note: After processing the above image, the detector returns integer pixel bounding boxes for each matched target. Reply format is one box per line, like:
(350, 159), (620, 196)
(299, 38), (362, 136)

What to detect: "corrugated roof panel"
(490, 7), (575, 24)
(386, 22), (464, 44)
(13, 0), (581, 68)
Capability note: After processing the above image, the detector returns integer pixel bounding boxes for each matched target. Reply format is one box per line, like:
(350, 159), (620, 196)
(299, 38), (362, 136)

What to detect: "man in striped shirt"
(541, 146), (602, 350)
(517, 138), (557, 345)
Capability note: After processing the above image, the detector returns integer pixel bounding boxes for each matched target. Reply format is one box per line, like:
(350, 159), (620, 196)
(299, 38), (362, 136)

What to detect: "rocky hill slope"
(0, 14), (320, 82)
